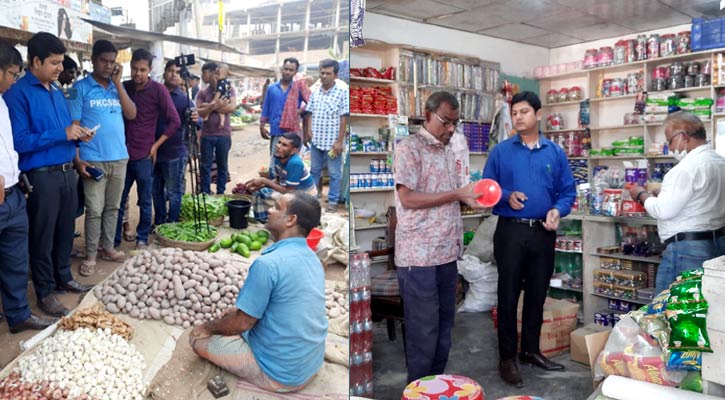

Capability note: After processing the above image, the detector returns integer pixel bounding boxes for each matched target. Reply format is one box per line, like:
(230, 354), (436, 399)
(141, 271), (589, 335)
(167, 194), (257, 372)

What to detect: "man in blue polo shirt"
(68, 40), (137, 276)
(189, 192), (327, 392)
(244, 132), (317, 223)
(4, 32), (94, 317)
(483, 91), (576, 388)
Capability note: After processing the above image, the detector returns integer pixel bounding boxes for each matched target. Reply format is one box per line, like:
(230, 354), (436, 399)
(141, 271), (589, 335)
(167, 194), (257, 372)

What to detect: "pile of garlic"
(95, 248), (249, 328)
(17, 328), (146, 399)
(326, 284), (348, 319)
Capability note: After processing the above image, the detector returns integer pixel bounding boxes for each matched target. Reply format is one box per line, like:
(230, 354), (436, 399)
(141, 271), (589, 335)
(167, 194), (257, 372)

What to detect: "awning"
(81, 18), (245, 55)
(164, 57), (274, 79)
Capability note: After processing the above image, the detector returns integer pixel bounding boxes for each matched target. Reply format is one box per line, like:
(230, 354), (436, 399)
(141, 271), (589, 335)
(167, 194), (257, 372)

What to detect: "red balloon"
(474, 179), (502, 207)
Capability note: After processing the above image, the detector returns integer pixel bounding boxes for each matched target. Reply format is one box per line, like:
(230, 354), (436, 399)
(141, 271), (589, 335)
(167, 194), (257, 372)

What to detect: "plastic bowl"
(473, 179), (502, 207)
(306, 228), (324, 251)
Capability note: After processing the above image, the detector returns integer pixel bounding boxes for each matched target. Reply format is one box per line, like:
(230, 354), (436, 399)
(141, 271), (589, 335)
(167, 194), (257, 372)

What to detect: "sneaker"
(136, 241), (149, 250)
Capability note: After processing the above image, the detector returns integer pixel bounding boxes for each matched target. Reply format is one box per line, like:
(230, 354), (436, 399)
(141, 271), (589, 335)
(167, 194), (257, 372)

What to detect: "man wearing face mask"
(627, 111), (725, 294)
(393, 91), (484, 384)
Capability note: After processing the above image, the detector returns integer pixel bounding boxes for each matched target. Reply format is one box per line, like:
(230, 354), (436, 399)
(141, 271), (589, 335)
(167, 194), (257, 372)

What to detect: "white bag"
(451, 130), (470, 188)
(457, 254), (498, 312)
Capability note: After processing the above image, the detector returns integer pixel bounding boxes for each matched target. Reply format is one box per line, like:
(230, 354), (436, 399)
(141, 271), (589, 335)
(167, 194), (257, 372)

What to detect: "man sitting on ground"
(189, 192), (327, 392)
(244, 132), (317, 223)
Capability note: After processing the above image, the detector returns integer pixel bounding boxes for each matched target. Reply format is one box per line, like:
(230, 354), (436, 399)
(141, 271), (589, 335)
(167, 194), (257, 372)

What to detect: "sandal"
(79, 260), (96, 277)
(101, 248), (126, 263)
(123, 231), (137, 242)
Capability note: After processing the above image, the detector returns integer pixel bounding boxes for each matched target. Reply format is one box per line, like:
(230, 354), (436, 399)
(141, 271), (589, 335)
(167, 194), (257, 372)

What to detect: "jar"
(610, 78), (624, 96)
(647, 34), (660, 59)
(652, 78), (667, 92)
(599, 46), (614, 66)
(625, 39), (637, 63)
(558, 87), (570, 102)
(636, 35), (648, 61)
(696, 73), (710, 87)
(568, 86), (582, 101)
(546, 89), (558, 104)
(668, 75), (684, 90)
(684, 75), (695, 88)
(686, 62), (700, 76)
(716, 89), (725, 112)
(702, 60), (712, 75)
(601, 79), (613, 97)
(670, 62), (685, 76)
(614, 41), (626, 64)
(660, 34), (676, 57)
(652, 66), (668, 79)
(584, 49), (598, 68)
(626, 73), (640, 94)
(677, 31), (691, 54)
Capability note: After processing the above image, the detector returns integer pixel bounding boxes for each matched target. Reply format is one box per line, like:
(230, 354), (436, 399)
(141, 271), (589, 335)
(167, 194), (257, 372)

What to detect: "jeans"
(656, 236), (725, 293)
(309, 144), (343, 204)
(115, 158), (154, 246)
(82, 159), (127, 257)
(152, 157), (183, 225)
(0, 187), (32, 325)
(397, 261), (457, 384)
(201, 135), (231, 194)
(268, 135), (283, 175)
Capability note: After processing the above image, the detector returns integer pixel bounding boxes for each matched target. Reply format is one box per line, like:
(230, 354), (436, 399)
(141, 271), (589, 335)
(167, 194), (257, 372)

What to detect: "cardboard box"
(570, 324), (612, 366)
(513, 295), (580, 357)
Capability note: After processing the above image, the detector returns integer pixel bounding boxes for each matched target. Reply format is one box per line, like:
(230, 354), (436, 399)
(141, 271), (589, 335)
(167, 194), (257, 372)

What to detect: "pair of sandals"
(79, 248), (126, 277)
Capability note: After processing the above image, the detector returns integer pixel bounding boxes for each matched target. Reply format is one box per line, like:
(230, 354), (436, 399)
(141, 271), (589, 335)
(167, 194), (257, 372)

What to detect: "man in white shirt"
(628, 112), (725, 293)
(0, 40), (58, 332)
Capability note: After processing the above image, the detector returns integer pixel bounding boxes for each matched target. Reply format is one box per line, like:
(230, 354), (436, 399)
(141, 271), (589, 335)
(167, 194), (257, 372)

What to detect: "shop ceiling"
(366, 0), (724, 48)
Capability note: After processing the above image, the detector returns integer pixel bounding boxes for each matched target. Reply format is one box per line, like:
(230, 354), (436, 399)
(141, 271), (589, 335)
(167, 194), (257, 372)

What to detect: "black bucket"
(226, 199), (251, 229)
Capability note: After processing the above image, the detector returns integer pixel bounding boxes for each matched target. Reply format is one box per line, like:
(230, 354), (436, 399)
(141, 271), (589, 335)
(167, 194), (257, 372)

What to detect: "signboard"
(0, 0), (93, 44)
(89, 2), (111, 24)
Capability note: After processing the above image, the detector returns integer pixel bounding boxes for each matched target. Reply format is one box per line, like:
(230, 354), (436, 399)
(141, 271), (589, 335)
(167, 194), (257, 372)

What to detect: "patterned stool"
(402, 374), (484, 400)
(496, 396), (545, 400)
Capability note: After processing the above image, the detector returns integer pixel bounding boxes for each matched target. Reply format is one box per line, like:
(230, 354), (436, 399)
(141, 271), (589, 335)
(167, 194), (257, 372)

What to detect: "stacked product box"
(350, 86), (398, 115)
(462, 122), (490, 152)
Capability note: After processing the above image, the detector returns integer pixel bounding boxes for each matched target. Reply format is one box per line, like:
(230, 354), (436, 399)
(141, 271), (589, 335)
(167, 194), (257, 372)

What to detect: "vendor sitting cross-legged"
(189, 192), (328, 392)
(245, 132), (317, 223)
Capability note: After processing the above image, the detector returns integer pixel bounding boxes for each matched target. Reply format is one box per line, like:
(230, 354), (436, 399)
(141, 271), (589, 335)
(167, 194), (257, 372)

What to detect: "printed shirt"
(483, 133), (576, 220)
(196, 85), (235, 137)
(643, 144), (725, 242)
(123, 79), (180, 161)
(393, 126), (463, 268)
(0, 96), (20, 187)
(67, 76), (128, 162)
(306, 82), (349, 151)
(270, 153), (315, 191)
(260, 81), (305, 136)
(4, 73), (75, 171)
(236, 237), (328, 386)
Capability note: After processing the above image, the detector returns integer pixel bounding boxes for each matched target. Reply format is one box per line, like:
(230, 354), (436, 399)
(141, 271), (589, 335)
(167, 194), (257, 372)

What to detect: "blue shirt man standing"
(483, 91), (576, 388)
(4, 32), (95, 318)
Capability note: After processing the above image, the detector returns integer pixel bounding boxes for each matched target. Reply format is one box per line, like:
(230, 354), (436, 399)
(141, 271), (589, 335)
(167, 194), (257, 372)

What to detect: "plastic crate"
(692, 17), (725, 51)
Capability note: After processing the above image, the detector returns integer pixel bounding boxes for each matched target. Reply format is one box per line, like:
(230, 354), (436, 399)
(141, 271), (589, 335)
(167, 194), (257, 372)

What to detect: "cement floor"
(372, 311), (596, 400)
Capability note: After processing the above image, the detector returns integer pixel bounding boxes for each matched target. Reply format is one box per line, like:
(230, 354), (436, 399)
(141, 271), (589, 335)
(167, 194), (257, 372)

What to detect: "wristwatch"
(636, 190), (648, 205)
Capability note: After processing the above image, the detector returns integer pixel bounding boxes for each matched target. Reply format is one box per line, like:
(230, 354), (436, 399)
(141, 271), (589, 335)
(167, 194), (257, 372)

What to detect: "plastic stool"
(402, 374), (484, 400)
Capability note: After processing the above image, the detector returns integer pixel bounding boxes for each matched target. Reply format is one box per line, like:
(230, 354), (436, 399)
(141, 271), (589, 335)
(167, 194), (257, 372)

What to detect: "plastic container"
(584, 49), (598, 68)
(677, 31), (691, 54)
(473, 178), (502, 207)
(599, 46), (614, 66)
(306, 227), (324, 251)
(568, 86), (582, 101)
(660, 34), (676, 57)
(226, 199), (251, 229)
(647, 34), (661, 59)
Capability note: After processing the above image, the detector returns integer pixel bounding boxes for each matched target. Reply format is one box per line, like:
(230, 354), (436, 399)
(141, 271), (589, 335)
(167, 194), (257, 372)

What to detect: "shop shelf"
(550, 285), (583, 293)
(350, 151), (389, 156)
(542, 128), (587, 134)
(579, 215), (658, 225)
(589, 94), (637, 103)
(469, 151), (488, 155)
(556, 248), (583, 254)
(648, 86), (712, 95)
(590, 124), (645, 131)
(351, 113), (392, 119)
(351, 76), (397, 84)
(537, 70), (588, 80)
(542, 99), (584, 107)
(351, 187), (395, 193)
(355, 223), (387, 231)
(589, 155), (648, 160)
(591, 252), (662, 264)
(591, 292), (650, 305)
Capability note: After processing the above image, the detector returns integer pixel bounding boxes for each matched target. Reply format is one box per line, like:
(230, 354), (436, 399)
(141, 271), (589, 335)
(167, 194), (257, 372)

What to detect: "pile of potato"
(95, 248), (249, 328)
(0, 372), (90, 400)
(326, 284), (348, 319)
(58, 305), (134, 341)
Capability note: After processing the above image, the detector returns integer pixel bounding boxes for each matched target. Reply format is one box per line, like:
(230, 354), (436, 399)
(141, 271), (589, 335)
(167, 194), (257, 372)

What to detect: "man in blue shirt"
(245, 132), (317, 223)
(68, 40), (136, 276)
(483, 91), (576, 388)
(4, 32), (94, 318)
(259, 58), (309, 170)
(189, 192), (327, 392)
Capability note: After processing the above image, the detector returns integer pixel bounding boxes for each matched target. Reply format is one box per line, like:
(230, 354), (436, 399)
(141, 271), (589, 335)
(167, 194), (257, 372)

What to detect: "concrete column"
(275, 3), (282, 81)
(303, 0), (311, 63)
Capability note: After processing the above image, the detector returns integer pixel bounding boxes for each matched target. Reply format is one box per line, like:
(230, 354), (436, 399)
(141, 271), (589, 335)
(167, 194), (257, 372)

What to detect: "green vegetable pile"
(208, 229), (270, 256)
(181, 194), (228, 221)
(157, 221), (218, 242)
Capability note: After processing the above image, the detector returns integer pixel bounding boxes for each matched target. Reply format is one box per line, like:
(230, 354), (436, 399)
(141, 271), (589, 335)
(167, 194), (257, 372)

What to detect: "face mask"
(671, 136), (687, 161)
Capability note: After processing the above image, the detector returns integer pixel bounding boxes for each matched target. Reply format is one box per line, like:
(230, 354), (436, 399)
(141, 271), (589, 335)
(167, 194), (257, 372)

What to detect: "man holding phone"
(67, 40), (136, 276)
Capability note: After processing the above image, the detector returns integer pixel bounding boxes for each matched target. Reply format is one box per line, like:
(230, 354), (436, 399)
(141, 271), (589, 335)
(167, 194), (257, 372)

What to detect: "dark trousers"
(397, 261), (457, 384)
(0, 187), (32, 325)
(115, 158), (154, 246)
(26, 169), (77, 300)
(201, 135), (231, 194)
(494, 218), (556, 360)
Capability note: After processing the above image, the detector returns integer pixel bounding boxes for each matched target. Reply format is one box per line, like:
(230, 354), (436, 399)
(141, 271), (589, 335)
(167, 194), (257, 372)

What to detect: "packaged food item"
(677, 31), (691, 54)
(677, 268), (704, 282)
(647, 34), (661, 59)
(660, 34), (676, 57)
(558, 87), (569, 102)
(679, 371), (703, 393)
(614, 41), (627, 65)
(647, 289), (670, 315)
(610, 78), (624, 96)
(667, 305), (712, 352)
(636, 35), (648, 61)
(667, 351), (702, 371)
(686, 62), (700, 76)
(599, 46), (614, 66)
(584, 48), (598, 68)
(546, 89), (558, 104)
(625, 39), (637, 63)
(667, 279), (703, 303)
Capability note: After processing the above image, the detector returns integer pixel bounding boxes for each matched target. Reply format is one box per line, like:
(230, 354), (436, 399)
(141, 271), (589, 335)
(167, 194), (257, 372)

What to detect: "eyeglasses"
(4, 69), (21, 81)
(667, 131), (686, 147)
(433, 112), (460, 128)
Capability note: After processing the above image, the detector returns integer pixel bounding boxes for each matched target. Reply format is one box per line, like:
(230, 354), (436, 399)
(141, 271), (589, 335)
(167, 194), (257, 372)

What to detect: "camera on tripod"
(174, 53), (195, 80)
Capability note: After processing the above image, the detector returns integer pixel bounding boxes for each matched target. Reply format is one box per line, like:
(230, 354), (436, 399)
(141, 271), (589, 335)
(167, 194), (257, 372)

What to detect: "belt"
(664, 227), (725, 246)
(500, 216), (545, 229)
(3, 184), (15, 195)
(27, 162), (73, 173)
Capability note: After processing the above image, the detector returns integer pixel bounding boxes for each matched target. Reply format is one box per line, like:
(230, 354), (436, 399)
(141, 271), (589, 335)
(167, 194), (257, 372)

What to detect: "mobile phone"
(82, 124), (100, 138)
(86, 166), (105, 182)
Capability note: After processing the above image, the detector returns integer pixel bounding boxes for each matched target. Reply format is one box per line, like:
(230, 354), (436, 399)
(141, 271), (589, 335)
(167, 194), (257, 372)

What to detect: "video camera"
(174, 53), (195, 80)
